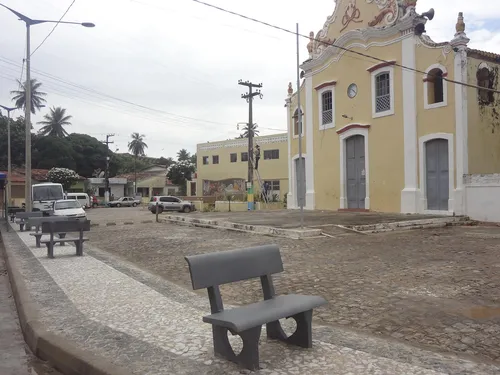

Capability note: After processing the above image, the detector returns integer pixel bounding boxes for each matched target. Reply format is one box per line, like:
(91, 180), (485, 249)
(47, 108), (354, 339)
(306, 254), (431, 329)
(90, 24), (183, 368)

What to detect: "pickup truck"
(107, 197), (141, 207)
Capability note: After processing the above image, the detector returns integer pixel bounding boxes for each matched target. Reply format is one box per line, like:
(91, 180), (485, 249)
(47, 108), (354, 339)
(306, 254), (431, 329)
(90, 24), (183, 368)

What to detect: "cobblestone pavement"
(86, 206), (152, 223)
(9, 225), (495, 375)
(88, 221), (500, 364)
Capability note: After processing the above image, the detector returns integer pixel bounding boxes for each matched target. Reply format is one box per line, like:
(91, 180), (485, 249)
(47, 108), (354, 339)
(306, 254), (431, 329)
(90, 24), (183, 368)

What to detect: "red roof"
(0, 171), (25, 183)
(3, 169), (85, 183)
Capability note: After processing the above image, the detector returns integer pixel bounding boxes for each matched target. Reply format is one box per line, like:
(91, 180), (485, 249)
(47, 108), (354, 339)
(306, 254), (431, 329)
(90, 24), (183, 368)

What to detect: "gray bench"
(41, 220), (91, 258)
(28, 216), (70, 247)
(185, 245), (327, 371)
(15, 211), (43, 231)
(8, 207), (24, 223)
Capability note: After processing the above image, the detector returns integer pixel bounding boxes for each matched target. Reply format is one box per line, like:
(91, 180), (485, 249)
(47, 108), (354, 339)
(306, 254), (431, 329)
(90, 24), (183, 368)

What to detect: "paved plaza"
(2, 207), (500, 374)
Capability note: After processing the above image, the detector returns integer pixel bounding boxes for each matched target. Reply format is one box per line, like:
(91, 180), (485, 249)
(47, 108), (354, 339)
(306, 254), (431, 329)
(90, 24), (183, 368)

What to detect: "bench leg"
(266, 309), (313, 348)
(19, 223), (24, 232)
(45, 243), (54, 259)
(35, 236), (41, 248)
(74, 241), (83, 256)
(212, 325), (261, 371)
(58, 233), (66, 246)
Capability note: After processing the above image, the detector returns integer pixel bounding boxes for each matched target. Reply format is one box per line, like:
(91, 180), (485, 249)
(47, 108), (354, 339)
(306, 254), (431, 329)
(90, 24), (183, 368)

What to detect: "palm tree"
(11, 79), (47, 114)
(37, 107), (72, 137)
(239, 123), (259, 138)
(177, 148), (191, 162)
(128, 133), (148, 195)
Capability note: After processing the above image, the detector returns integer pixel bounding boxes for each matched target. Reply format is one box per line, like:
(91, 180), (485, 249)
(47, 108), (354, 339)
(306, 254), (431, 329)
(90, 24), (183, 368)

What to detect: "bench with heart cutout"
(41, 220), (91, 258)
(185, 244), (327, 371)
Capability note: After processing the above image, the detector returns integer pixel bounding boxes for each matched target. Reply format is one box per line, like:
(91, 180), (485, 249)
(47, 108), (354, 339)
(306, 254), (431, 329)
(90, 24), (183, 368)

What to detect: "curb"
(349, 216), (475, 233)
(161, 215), (322, 239)
(0, 226), (135, 375)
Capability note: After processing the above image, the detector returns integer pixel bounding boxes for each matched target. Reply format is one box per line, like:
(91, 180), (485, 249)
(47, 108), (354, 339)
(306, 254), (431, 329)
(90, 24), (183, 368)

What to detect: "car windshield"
(33, 185), (64, 201)
(55, 200), (81, 210)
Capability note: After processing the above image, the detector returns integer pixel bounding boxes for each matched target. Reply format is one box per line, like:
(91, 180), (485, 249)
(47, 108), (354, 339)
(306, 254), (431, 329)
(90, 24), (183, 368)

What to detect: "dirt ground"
(87, 214), (500, 364)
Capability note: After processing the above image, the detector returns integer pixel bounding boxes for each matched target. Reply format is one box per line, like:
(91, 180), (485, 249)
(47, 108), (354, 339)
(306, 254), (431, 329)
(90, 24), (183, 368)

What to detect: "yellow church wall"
(466, 56), (500, 174)
(414, 43), (457, 188)
(310, 42), (405, 212)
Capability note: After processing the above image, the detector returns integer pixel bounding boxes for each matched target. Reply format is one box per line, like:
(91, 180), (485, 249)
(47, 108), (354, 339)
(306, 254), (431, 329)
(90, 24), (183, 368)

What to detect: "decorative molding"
(367, 0), (399, 28)
(336, 123), (370, 134)
(418, 133), (455, 215)
(366, 60), (396, 73)
(464, 174), (500, 186)
(315, 81), (337, 90)
(422, 72), (448, 82)
(198, 134), (287, 151)
(340, 0), (363, 33)
(339, 126), (370, 210)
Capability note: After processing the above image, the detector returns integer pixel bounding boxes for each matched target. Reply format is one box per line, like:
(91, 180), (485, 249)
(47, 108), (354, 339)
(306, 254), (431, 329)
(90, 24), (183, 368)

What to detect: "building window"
(212, 155), (219, 164)
(477, 64), (494, 105)
(263, 149), (279, 160)
(230, 153), (237, 163)
(202, 156), (209, 165)
(241, 152), (248, 162)
(321, 91), (333, 125)
(264, 180), (280, 191)
(427, 69), (444, 104)
(371, 66), (394, 118)
(424, 64), (448, 110)
(292, 108), (303, 137)
(263, 180), (281, 200)
(375, 72), (391, 113)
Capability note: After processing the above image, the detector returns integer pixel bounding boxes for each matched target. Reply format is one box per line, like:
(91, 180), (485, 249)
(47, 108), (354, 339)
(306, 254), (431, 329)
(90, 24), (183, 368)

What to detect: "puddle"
(466, 306), (500, 319)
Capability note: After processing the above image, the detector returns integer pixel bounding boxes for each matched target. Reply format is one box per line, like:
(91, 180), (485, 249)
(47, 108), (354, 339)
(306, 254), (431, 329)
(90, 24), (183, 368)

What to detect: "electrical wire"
(190, 0), (500, 94)
(31, 0), (76, 56)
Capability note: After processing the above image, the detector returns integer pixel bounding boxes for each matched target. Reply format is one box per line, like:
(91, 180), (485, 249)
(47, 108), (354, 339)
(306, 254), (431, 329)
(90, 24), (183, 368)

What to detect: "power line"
(190, 0), (500, 94)
(31, 0), (76, 56)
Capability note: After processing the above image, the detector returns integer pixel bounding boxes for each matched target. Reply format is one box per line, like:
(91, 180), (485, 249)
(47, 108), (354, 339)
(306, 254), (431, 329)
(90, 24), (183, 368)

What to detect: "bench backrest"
(42, 219), (91, 234)
(17, 211), (43, 219)
(28, 216), (70, 224)
(185, 244), (283, 290)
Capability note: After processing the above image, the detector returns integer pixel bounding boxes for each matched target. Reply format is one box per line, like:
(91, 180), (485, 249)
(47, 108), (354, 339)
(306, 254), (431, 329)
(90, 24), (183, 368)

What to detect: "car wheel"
(183, 206), (191, 213)
(116, 203), (121, 207)
(132, 202), (137, 207)
(157, 206), (164, 214)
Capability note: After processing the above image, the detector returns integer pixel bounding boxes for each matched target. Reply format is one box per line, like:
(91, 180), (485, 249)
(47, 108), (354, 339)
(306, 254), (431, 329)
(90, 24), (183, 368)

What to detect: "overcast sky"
(1, 0), (499, 159)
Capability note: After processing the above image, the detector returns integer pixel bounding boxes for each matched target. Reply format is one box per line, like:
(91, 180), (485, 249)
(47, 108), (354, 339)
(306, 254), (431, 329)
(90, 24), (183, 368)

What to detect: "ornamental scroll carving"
(367, 0), (417, 27)
(340, 0), (363, 33)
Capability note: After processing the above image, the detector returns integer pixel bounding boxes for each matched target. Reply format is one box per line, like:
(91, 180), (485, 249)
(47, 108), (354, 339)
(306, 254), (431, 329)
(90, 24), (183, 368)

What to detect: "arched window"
(427, 68), (444, 104)
(292, 108), (303, 136)
(477, 64), (494, 105)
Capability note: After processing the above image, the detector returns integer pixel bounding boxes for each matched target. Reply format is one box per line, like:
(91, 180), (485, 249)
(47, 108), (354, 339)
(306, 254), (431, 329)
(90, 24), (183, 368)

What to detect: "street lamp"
(0, 104), (18, 207)
(0, 3), (94, 212)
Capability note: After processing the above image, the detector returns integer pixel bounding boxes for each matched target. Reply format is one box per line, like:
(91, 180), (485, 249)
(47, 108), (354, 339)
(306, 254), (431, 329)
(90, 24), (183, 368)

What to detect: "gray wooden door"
(425, 139), (449, 211)
(295, 157), (306, 207)
(346, 135), (366, 209)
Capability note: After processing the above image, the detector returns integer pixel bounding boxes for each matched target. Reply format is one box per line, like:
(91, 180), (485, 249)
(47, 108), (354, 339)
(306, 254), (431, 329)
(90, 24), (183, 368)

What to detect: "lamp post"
(0, 3), (94, 212)
(0, 104), (17, 207)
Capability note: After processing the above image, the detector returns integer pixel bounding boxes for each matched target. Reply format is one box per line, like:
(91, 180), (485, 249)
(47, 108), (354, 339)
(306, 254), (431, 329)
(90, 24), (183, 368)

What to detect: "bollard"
(156, 201), (159, 223)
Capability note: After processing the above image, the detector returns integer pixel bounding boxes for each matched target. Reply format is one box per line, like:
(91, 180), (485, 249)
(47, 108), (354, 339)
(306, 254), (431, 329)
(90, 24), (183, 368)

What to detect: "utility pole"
(102, 134), (114, 204)
(239, 80), (263, 211)
(0, 105), (17, 208)
(296, 23), (304, 228)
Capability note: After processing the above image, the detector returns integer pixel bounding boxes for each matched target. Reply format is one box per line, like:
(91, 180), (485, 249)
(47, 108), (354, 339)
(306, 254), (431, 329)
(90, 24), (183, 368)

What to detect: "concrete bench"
(28, 216), (70, 247)
(15, 211), (43, 231)
(8, 207), (24, 223)
(185, 245), (327, 371)
(41, 220), (91, 258)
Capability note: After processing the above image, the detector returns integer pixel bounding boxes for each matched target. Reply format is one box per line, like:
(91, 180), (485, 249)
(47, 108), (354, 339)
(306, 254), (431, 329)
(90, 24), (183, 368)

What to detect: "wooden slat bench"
(15, 211), (43, 231)
(185, 244), (327, 371)
(41, 220), (91, 258)
(28, 216), (70, 248)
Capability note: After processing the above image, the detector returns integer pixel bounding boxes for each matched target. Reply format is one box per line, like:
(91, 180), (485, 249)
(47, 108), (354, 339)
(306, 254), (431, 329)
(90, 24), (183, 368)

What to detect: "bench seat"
(203, 295), (326, 333)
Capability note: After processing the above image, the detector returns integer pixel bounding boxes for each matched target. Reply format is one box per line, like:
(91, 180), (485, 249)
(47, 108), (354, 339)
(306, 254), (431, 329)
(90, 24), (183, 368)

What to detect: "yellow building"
(286, 0), (500, 215)
(195, 133), (288, 200)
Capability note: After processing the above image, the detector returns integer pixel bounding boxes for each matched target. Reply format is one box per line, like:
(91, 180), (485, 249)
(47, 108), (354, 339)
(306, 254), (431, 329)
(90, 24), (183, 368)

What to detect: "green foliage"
(47, 167), (79, 190)
(65, 134), (108, 177)
(32, 135), (77, 170)
(0, 113), (27, 169)
(167, 160), (195, 196)
(128, 133), (147, 157)
(10, 78), (47, 114)
(37, 106), (72, 137)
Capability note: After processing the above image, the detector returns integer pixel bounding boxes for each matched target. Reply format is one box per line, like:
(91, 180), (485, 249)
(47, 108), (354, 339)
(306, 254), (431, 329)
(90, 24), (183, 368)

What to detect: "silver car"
(148, 196), (195, 214)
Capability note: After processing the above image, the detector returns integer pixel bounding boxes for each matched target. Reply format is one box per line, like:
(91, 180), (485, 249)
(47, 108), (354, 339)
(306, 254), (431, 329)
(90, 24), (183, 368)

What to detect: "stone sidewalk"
(2, 223), (499, 375)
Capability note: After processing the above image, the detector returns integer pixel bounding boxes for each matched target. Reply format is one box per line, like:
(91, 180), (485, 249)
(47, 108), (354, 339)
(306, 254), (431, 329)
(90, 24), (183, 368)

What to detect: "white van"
(66, 193), (90, 209)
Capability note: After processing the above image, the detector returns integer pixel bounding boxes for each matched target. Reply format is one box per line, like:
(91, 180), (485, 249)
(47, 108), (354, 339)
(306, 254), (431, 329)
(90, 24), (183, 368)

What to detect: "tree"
(0, 113), (27, 169)
(128, 133), (148, 194)
(47, 167), (79, 191)
(66, 134), (108, 177)
(31, 136), (77, 170)
(238, 123), (259, 138)
(10, 78), (47, 114)
(189, 153), (197, 168)
(177, 148), (191, 161)
(158, 156), (175, 168)
(167, 160), (195, 196)
(37, 107), (72, 137)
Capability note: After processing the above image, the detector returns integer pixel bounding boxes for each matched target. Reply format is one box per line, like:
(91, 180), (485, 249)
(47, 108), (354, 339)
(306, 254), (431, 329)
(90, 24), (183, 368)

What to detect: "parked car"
(52, 199), (87, 219)
(148, 196), (195, 214)
(107, 197), (141, 207)
(66, 192), (91, 209)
